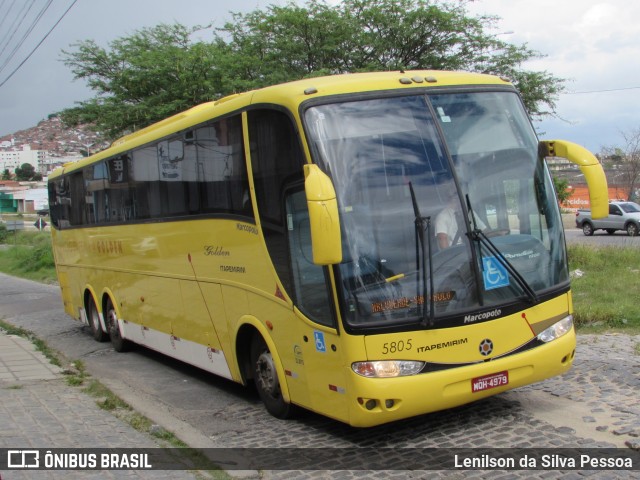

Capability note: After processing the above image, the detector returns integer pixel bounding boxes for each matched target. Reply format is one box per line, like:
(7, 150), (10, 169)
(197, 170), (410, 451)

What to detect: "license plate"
(472, 371), (509, 392)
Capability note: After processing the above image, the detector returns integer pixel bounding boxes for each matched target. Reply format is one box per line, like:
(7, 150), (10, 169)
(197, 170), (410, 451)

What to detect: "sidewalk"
(0, 332), (203, 479)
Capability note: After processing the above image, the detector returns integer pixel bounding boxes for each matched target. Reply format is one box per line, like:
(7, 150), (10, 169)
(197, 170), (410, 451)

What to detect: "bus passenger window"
(196, 116), (249, 217)
(68, 172), (86, 226)
(131, 146), (160, 219)
(157, 138), (188, 217)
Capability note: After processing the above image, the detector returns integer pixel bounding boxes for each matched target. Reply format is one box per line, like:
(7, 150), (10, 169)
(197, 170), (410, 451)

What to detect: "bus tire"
(87, 297), (108, 342)
(250, 334), (294, 419)
(105, 298), (131, 353)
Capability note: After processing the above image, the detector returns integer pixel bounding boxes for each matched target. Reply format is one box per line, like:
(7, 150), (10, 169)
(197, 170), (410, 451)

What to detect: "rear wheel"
(627, 222), (639, 237)
(105, 298), (131, 352)
(250, 334), (294, 419)
(582, 222), (594, 236)
(87, 298), (108, 342)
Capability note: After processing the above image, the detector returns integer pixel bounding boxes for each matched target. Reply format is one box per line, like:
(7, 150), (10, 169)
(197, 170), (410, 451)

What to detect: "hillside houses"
(0, 116), (108, 214)
(0, 115), (108, 176)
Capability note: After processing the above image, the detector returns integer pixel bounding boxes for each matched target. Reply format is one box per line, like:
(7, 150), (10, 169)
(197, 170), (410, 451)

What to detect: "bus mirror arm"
(303, 164), (343, 265)
(539, 140), (609, 219)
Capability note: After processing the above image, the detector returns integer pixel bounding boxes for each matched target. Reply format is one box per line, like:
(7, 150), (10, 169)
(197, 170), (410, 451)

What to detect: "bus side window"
(196, 116), (249, 216)
(132, 146), (160, 219)
(285, 188), (334, 326)
(49, 177), (71, 228)
(68, 172), (86, 226)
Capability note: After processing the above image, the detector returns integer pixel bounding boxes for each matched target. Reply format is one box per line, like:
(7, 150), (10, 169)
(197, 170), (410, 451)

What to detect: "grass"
(568, 244), (640, 332)
(0, 229), (56, 283)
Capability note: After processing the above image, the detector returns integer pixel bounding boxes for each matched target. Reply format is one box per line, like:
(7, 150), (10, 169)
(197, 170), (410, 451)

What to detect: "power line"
(0, 0), (78, 89)
(0, 0), (54, 75)
(565, 85), (640, 95)
(0, 1), (38, 57)
(0, 0), (20, 35)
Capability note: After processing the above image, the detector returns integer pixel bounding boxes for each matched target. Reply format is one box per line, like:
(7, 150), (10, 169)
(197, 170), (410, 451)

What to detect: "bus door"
(248, 107), (348, 420)
(284, 187), (348, 421)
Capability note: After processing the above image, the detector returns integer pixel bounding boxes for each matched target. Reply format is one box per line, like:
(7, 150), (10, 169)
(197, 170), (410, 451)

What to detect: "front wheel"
(627, 222), (639, 237)
(105, 298), (131, 352)
(582, 222), (594, 236)
(250, 334), (295, 419)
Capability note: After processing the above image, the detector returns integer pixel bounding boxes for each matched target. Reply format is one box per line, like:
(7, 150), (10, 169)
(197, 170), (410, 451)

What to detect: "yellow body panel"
(540, 140), (609, 218)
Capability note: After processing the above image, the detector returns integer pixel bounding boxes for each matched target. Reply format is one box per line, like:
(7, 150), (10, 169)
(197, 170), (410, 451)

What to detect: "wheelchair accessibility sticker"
(482, 256), (509, 290)
(314, 330), (327, 353)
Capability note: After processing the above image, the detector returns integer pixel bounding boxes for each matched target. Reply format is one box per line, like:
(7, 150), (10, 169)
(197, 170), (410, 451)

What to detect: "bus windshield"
(305, 91), (568, 329)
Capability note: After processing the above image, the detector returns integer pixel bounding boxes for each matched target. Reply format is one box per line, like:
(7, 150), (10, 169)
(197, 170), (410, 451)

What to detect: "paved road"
(564, 227), (640, 247)
(0, 273), (639, 478)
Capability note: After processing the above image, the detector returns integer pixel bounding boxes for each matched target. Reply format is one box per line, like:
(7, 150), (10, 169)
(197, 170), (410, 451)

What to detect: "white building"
(0, 145), (46, 172)
(40, 154), (83, 174)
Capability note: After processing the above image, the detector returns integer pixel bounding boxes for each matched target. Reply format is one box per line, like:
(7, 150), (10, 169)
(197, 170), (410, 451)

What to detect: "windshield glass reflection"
(305, 91), (567, 329)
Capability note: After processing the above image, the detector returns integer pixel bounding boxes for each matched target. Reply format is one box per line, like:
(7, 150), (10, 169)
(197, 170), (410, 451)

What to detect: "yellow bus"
(48, 71), (608, 427)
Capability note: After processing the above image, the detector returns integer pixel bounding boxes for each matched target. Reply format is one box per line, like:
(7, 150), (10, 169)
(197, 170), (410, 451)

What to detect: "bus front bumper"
(344, 328), (576, 428)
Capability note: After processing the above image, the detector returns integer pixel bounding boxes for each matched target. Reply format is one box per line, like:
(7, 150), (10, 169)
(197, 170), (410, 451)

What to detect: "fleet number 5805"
(382, 339), (412, 354)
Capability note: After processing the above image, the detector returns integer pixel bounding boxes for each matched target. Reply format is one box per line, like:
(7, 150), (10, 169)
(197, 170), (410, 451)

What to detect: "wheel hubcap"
(108, 310), (119, 336)
(256, 351), (279, 396)
(91, 308), (99, 329)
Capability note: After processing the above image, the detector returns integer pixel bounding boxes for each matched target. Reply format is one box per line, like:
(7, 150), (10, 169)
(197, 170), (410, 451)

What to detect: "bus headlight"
(352, 360), (425, 378)
(537, 315), (573, 343)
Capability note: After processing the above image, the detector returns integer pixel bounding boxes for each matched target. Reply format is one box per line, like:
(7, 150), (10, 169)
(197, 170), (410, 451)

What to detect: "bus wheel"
(105, 298), (131, 353)
(250, 335), (294, 419)
(87, 298), (108, 342)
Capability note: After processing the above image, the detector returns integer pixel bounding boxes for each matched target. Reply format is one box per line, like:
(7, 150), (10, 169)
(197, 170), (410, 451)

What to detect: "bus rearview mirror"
(539, 140), (609, 219)
(303, 164), (343, 265)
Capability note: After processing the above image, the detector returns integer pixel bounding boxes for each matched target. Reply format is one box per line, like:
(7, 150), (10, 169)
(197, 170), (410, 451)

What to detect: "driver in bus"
(436, 190), (486, 249)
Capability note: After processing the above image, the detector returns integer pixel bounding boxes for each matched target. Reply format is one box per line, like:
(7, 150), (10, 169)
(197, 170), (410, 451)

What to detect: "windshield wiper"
(409, 182), (435, 326)
(465, 195), (538, 304)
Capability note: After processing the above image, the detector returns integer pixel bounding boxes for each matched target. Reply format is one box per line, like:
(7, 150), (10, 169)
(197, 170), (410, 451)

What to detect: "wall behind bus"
(561, 186), (628, 212)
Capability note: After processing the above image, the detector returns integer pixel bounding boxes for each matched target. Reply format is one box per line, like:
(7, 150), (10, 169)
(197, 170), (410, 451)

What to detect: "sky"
(0, 0), (639, 155)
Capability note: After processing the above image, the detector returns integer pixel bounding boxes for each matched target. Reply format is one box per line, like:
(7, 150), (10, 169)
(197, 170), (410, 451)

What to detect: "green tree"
(61, 0), (564, 139)
(552, 176), (573, 207)
(1, 168), (11, 180)
(14, 163), (38, 181)
(221, 0), (563, 115)
(61, 23), (230, 139)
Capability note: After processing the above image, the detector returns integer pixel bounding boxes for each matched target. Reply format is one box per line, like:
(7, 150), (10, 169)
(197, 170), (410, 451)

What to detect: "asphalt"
(0, 332), (207, 479)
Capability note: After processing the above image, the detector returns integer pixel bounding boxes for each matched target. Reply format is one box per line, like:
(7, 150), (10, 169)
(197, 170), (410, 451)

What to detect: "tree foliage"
(552, 176), (573, 207)
(14, 163), (41, 181)
(60, 0), (564, 140)
(61, 24), (229, 138)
